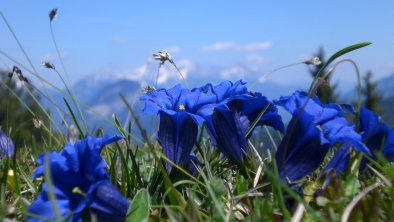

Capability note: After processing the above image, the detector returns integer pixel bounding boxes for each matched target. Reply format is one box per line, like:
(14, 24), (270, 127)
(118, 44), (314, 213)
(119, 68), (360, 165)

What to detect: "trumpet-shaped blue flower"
(322, 107), (394, 183)
(28, 135), (129, 222)
(0, 129), (14, 158)
(274, 91), (369, 183)
(205, 93), (284, 163)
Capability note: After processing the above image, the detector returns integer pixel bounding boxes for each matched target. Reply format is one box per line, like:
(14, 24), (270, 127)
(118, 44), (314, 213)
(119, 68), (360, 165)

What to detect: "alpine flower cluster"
(142, 80), (394, 184)
(142, 80), (284, 170)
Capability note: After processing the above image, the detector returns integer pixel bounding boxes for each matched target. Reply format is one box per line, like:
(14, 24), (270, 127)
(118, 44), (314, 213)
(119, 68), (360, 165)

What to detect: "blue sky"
(1, 1), (394, 88)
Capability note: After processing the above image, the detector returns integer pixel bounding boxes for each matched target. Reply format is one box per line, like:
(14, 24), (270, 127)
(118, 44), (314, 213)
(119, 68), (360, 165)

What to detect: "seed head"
(304, 57), (322, 65)
(12, 66), (29, 83)
(12, 66), (22, 75)
(153, 51), (174, 65)
(42, 62), (55, 69)
(33, 115), (43, 129)
(49, 8), (58, 22)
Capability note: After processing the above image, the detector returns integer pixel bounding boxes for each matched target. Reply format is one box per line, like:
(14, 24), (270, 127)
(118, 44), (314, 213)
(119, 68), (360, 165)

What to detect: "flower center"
(178, 104), (186, 110)
(72, 187), (87, 197)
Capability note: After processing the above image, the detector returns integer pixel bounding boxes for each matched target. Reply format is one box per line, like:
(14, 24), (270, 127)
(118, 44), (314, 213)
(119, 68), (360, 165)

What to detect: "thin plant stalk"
(0, 49), (142, 142)
(0, 11), (58, 117)
(258, 62), (303, 83)
(171, 62), (188, 87)
(320, 58), (362, 128)
(154, 63), (162, 89)
(50, 22), (88, 132)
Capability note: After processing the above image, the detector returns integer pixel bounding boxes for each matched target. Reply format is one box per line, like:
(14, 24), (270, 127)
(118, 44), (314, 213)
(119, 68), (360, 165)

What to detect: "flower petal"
(211, 105), (248, 164)
(158, 112), (198, 171)
(321, 144), (351, 187)
(0, 129), (14, 158)
(322, 117), (371, 155)
(275, 90), (343, 125)
(276, 111), (330, 182)
(230, 92), (284, 134)
(383, 129), (394, 161)
(89, 182), (130, 222)
(27, 184), (73, 222)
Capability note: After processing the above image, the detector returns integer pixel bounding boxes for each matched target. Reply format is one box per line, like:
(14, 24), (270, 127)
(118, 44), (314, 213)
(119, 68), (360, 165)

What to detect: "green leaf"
(211, 177), (226, 196)
(317, 42), (371, 78)
(345, 174), (360, 197)
(235, 174), (247, 195)
(245, 103), (271, 138)
(44, 154), (62, 222)
(127, 188), (150, 222)
(308, 42), (371, 93)
(63, 98), (84, 138)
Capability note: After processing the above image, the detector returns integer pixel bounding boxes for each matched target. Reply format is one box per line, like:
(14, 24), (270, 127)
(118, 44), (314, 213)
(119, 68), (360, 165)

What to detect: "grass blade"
(44, 154), (62, 222)
(63, 98), (84, 138)
(308, 42), (371, 93)
(245, 103), (271, 138)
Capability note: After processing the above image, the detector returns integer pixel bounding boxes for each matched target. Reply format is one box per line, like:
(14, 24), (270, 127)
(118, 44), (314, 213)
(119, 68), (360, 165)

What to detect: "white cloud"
(244, 54), (269, 71)
(201, 41), (272, 52)
(201, 42), (236, 51)
(245, 54), (267, 64)
(220, 66), (247, 79)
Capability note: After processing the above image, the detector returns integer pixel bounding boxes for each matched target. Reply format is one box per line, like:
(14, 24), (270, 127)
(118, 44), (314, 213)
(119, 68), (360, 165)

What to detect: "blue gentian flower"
(0, 129), (14, 158)
(142, 80), (253, 170)
(142, 84), (203, 171)
(322, 107), (394, 183)
(205, 92), (284, 163)
(274, 91), (369, 183)
(28, 135), (129, 222)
